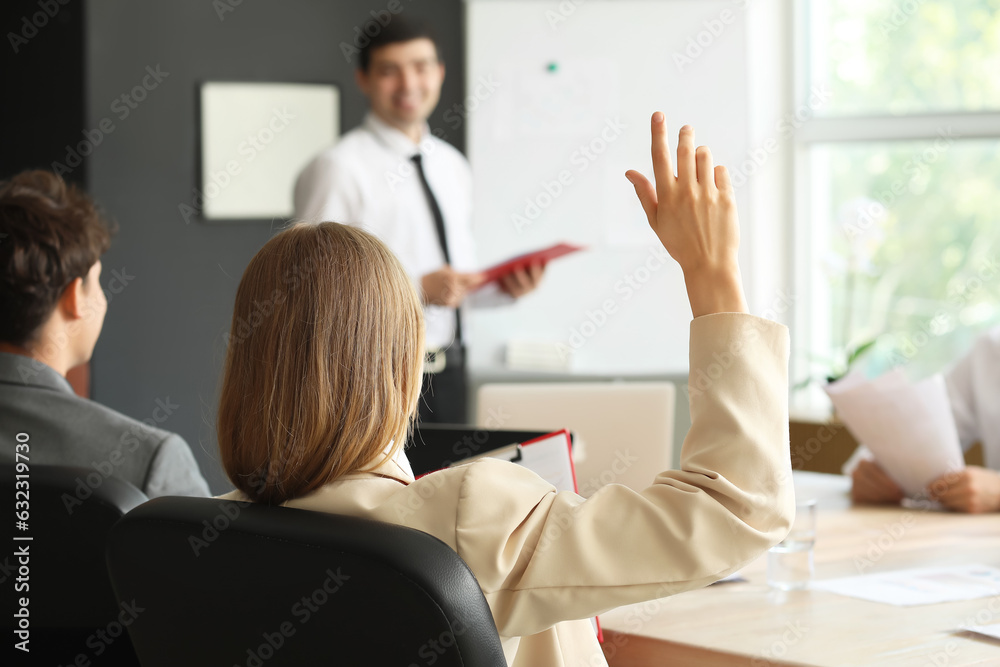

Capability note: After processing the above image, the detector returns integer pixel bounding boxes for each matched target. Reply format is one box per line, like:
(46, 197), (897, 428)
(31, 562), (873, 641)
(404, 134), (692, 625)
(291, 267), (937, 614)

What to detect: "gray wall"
(86, 1), (466, 493)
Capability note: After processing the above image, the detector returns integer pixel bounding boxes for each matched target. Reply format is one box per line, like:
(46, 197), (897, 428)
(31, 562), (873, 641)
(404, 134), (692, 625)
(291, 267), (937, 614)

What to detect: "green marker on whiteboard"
(547, 62), (558, 73)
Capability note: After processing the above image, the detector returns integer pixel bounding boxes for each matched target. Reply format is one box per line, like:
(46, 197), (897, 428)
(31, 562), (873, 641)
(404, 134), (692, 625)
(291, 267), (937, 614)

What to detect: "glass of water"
(767, 499), (817, 590)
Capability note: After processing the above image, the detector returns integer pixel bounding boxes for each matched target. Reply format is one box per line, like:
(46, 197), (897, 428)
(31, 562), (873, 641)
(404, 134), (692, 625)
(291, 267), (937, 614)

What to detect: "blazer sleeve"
(451, 313), (794, 638)
(144, 434), (211, 498)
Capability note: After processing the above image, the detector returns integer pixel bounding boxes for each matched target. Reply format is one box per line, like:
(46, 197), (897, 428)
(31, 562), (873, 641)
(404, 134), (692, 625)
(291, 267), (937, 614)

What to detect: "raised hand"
(625, 112), (748, 318)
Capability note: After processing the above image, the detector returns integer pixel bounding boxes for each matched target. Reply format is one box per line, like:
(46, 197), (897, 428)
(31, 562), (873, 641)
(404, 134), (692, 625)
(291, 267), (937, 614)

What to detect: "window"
(809, 0), (1000, 115)
(794, 0), (1000, 403)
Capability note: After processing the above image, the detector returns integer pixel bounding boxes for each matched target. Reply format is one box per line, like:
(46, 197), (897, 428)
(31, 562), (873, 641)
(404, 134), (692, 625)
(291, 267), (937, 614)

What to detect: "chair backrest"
(106, 496), (508, 667)
(1, 464), (146, 665)
(476, 381), (676, 497)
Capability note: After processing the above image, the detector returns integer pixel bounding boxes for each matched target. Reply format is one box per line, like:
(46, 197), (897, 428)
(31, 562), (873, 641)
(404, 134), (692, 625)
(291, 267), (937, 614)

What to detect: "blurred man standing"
(294, 17), (544, 423)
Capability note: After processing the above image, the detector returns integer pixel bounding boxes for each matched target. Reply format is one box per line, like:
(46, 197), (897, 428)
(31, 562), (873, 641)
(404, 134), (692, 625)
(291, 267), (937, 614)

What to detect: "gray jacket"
(0, 352), (210, 498)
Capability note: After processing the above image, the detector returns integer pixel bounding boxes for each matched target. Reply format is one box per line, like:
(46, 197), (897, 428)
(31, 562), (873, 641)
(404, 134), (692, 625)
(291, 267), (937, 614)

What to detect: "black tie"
(410, 153), (462, 343)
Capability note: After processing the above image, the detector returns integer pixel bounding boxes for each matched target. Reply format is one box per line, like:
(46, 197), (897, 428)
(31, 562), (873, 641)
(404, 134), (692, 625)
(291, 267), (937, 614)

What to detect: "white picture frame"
(199, 81), (339, 220)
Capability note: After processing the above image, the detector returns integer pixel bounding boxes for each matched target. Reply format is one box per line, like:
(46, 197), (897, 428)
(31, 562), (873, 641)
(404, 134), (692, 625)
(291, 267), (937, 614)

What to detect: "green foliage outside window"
(805, 0), (1000, 382)
(813, 0), (1000, 116)
(818, 140), (1000, 381)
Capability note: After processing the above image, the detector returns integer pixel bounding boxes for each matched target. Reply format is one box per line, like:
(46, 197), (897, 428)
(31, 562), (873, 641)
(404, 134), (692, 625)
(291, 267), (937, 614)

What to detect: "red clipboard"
(477, 243), (584, 287)
(513, 430), (578, 494)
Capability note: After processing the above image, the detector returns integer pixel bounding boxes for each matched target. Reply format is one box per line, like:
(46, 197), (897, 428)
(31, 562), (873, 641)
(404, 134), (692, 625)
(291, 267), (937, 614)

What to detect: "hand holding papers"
(825, 370), (965, 498)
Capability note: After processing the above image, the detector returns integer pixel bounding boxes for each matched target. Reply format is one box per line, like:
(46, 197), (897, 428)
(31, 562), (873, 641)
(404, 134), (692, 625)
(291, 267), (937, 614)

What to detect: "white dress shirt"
(945, 326), (1000, 469)
(294, 112), (505, 349)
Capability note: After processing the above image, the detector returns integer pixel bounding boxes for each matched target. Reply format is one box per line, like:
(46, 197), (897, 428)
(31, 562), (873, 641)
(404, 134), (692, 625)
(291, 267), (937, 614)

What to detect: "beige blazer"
(221, 313), (794, 666)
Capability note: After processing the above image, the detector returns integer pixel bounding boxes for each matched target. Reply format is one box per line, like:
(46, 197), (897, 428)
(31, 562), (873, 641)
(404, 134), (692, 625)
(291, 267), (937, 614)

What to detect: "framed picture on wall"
(198, 81), (339, 221)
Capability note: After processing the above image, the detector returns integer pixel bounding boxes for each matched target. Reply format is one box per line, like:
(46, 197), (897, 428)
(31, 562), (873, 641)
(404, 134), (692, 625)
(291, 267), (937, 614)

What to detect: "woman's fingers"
(625, 170), (658, 230)
(696, 146), (714, 190)
(675, 125), (697, 186)
(714, 165), (733, 197)
(649, 112), (675, 201)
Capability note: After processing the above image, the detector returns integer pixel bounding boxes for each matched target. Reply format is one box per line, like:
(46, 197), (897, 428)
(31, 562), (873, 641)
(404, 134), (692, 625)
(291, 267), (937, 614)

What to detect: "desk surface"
(600, 473), (1000, 667)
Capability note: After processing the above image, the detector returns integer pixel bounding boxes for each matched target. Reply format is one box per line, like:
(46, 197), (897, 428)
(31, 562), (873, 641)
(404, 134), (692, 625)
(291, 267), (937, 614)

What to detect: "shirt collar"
(354, 439), (416, 485)
(0, 352), (74, 394)
(363, 111), (432, 159)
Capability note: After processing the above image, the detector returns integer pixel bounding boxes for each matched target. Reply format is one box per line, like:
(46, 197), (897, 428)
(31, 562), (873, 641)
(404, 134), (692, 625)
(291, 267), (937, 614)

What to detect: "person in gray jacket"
(0, 170), (209, 499)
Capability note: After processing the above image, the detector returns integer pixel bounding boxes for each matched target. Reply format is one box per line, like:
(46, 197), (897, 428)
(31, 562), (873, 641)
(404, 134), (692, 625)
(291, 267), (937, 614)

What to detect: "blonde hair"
(217, 222), (425, 504)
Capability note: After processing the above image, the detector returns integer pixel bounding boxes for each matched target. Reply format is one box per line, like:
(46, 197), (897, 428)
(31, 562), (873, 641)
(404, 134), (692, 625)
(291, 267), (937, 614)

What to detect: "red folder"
(477, 243), (584, 287)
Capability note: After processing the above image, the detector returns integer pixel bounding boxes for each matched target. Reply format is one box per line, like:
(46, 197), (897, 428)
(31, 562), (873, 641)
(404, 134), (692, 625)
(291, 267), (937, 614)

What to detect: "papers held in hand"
(476, 243), (584, 288)
(824, 370), (965, 497)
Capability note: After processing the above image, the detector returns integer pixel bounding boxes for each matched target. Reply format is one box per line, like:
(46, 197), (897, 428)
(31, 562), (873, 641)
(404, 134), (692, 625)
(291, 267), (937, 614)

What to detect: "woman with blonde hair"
(218, 115), (794, 666)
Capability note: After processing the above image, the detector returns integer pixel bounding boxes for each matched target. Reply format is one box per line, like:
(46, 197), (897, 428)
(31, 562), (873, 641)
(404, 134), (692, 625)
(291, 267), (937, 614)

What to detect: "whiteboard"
(200, 82), (339, 220)
(465, 0), (751, 374)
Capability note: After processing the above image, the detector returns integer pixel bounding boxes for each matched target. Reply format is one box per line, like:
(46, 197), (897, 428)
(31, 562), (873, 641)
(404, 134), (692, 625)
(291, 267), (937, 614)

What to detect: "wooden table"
(600, 473), (1000, 666)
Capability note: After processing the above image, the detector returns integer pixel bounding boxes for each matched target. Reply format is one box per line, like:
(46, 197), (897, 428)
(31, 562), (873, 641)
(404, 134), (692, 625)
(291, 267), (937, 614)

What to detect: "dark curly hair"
(0, 171), (114, 345)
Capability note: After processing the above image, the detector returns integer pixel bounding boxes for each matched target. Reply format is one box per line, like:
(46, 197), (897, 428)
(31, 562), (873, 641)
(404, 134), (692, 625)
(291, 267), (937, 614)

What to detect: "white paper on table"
(813, 564), (1000, 606)
(824, 371), (965, 497)
(961, 624), (1000, 640)
(711, 571), (748, 585)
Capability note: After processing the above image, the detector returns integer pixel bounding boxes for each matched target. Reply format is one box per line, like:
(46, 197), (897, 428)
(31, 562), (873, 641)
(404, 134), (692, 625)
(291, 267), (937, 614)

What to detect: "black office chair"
(106, 496), (508, 667)
(1, 464), (146, 666)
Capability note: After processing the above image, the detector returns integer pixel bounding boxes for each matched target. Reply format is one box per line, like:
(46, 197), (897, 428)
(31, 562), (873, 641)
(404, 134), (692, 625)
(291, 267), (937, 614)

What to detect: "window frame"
(789, 0), (1000, 409)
